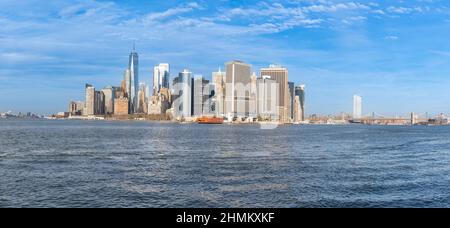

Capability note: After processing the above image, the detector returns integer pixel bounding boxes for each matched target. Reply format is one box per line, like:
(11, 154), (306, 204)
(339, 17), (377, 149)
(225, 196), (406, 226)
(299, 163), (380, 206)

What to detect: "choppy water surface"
(0, 120), (449, 207)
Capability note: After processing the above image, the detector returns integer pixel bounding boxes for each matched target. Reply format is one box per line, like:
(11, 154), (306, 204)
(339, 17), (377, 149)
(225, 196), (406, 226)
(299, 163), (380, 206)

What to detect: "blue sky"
(1, 0), (450, 116)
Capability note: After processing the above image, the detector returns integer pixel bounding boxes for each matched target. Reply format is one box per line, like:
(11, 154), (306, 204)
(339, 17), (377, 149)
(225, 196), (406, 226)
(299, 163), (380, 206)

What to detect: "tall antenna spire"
(133, 41), (136, 52)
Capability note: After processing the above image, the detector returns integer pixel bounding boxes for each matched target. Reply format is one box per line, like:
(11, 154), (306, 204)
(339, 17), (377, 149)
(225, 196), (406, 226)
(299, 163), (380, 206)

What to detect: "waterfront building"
(294, 96), (301, 123)
(353, 95), (362, 119)
(295, 85), (306, 121)
(225, 60), (252, 120)
(256, 76), (279, 121)
(295, 85), (305, 121)
(172, 69), (192, 118)
(101, 86), (114, 115)
(114, 97), (129, 115)
(128, 46), (139, 114)
(205, 84), (216, 115)
(94, 91), (105, 115)
(148, 95), (162, 115)
(250, 72), (258, 119)
(288, 82), (295, 121)
(153, 63), (170, 95)
(212, 69), (226, 117)
(192, 75), (211, 117)
(68, 101), (84, 116)
(260, 65), (290, 123)
(84, 84), (95, 116)
(137, 83), (148, 114)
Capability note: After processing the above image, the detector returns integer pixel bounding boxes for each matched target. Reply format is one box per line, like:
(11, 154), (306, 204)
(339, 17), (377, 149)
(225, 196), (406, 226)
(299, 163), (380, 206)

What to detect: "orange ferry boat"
(197, 116), (224, 124)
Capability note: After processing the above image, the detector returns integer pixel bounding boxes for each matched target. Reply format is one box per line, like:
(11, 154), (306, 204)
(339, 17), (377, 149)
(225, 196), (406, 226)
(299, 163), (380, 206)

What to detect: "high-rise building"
(94, 91), (105, 115)
(68, 101), (84, 116)
(295, 85), (305, 122)
(113, 86), (124, 100)
(288, 82), (295, 121)
(102, 86), (114, 115)
(114, 97), (129, 115)
(256, 76), (279, 120)
(84, 84), (95, 116)
(294, 96), (301, 123)
(192, 75), (210, 117)
(250, 72), (258, 119)
(225, 60), (252, 119)
(138, 83), (148, 114)
(212, 69), (226, 117)
(172, 69), (192, 118)
(260, 65), (290, 123)
(153, 63), (170, 95)
(205, 84), (215, 115)
(124, 69), (131, 98)
(149, 87), (171, 115)
(353, 95), (362, 119)
(128, 46), (139, 113)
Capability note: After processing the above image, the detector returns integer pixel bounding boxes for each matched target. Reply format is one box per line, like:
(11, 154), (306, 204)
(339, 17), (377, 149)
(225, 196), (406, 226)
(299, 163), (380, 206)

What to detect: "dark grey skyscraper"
(128, 45), (139, 113)
(295, 85), (305, 121)
(288, 82), (294, 120)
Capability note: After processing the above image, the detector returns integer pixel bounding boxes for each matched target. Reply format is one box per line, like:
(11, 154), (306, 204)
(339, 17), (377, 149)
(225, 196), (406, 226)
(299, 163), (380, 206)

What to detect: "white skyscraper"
(153, 63), (170, 95)
(353, 95), (362, 119)
(172, 69), (192, 118)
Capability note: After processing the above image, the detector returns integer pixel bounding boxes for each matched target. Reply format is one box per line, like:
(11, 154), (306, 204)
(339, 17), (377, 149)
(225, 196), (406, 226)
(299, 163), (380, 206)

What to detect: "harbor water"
(0, 120), (449, 207)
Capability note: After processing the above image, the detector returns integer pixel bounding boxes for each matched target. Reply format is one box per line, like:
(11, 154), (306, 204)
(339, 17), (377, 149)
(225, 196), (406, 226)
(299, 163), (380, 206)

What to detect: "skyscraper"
(250, 72), (258, 119)
(172, 69), (192, 118)
(260, 65), (289, 123)
(295, 85), (305, 122)
(128, 46), (139, 113)
(256, 76), (279, 120)
(84, 84), (95, 116)
(288, 82), (295, 121)
(153, 63), (170, 95)
(353, 95), (362, 119)
(212, 69), (226, 117)
(225, 60), (252, 119)
(101, 86), (114, 115)
(138, 83), (148, 114)
(192, 75), (210, 117)
(94, 91), (105, 115)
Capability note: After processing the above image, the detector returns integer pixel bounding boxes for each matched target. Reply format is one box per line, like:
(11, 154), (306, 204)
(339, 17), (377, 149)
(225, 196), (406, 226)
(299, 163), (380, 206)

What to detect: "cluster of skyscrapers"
(68, 48), (306, 123)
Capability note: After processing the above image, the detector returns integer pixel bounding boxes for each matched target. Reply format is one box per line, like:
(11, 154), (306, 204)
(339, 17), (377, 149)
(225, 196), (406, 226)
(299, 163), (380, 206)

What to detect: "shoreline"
(5, 117), (446, 126)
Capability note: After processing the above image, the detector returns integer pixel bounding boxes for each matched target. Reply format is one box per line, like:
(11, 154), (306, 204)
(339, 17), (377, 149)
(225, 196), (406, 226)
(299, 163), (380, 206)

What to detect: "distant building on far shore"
(84, 84), (95, 116)
(260, 65), (290, 123)
(102, 86), (114, 115)
(114, 97), (129, 115)
(212, 69), (226, 117)
(353, 95), (362, 119)
(256, 75), (279, 121)
(68, 101), (84, 116)
(172, 69), (192, 118)
(295, 85), (305, 122)
(225, 60), (252, 119)
(288, 82), (295, 121)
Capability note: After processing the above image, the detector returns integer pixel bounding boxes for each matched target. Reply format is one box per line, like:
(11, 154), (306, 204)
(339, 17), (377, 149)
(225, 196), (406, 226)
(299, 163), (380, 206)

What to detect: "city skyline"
(2, 0), (450, 115)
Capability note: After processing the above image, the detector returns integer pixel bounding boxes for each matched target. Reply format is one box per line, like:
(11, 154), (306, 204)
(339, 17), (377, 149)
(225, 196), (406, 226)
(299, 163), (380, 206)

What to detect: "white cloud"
(142, 2), (203, 23)
(0, 52), (55, 63)
(387, 6), (423, 14)
(384, 36), (399, 41)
